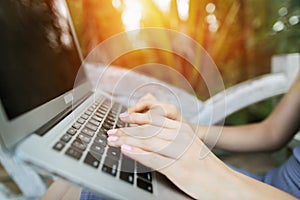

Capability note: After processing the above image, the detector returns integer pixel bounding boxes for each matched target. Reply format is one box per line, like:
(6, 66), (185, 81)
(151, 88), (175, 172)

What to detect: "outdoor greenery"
(67, 0), (300, 124)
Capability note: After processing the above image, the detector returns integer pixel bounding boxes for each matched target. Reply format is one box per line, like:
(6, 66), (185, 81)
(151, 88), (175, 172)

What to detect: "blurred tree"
(66, 0), (300, 102)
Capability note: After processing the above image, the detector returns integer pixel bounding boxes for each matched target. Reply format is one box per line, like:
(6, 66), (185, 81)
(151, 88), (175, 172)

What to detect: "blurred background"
(66, 0), (300, 124)
(1, 1), (300, 196)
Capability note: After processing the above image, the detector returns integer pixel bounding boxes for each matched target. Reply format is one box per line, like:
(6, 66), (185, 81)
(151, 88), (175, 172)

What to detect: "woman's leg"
(41, 180), (81, 200)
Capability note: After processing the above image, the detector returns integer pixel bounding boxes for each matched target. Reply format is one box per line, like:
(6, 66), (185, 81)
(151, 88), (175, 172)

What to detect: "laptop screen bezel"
(0, 0), (93, 148)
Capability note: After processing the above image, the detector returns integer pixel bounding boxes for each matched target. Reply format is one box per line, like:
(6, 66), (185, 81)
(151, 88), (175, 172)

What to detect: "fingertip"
(119, 111), (129, 118)
(107, 129), (118, 135)
(121, 144), (132, 151)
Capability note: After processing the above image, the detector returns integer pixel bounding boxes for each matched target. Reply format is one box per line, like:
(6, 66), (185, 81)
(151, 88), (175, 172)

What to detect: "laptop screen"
(0, 0), (84, 120)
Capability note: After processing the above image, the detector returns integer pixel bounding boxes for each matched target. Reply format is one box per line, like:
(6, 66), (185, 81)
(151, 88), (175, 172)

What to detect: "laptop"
(0, 0), (190, 199)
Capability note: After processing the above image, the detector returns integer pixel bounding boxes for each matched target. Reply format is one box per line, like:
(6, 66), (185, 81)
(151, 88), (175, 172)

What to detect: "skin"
(107, 72), (300, 199)
(41, 179), (81, 200)
(42, 72), (299, 199)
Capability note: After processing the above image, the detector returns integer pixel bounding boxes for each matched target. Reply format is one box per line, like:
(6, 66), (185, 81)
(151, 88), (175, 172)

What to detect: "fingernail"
(119, 112), (129, 118)
(107, 129), (117, 135)
(107, 136), (118, 142)
(121, 144), (132, 151)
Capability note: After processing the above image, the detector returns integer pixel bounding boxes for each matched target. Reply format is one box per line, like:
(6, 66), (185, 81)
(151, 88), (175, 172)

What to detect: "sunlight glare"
(273, 21), (284, 32)
(206, 13), (219, 33)
(177, 0), (189, 21)
(209, 23), (219, 33)
(289, 16), (299, 26)
(206, 14), (217, 24)
(206, 3), (216, 13)
(112, 0), (121, 9)
(153, 0), (171, 13)
(278, 7), (288, 17)
(122, 0), (142, 31)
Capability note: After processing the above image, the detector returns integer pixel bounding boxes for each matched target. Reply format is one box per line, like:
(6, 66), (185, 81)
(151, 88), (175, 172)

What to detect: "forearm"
(193, 72), (300, 153)
(224, 166), (297, 200)
(176, 145), (296, 199)
(191, 122), (282, 152)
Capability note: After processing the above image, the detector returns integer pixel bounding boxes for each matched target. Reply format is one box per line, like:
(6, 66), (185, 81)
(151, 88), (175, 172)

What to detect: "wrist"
(189, 123), (206, 141)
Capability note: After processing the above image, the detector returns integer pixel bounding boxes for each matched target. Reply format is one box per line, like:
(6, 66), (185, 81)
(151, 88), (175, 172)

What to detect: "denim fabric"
(80, 189), (105, 200)
(263, 146), (300, 198)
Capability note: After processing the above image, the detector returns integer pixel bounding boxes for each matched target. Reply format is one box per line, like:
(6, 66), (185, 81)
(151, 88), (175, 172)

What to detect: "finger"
(127, 99), (156, 114)
(108, 125), (196, 159)
(120, 144), (174, 174)
(108, 125), (177, 141)
(120, 111), (181, 129)
(127, 93), (158, 113)
(138, 93), (157, 102)
(150, 103), (182, 121)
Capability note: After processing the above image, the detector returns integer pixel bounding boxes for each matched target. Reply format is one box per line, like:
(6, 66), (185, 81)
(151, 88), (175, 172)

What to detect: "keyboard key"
(95, 113), (105, 120)
(93, 136), (107, 146)
(88, 107), (95, 112)
(137, 178), (153, 193)
(84, 152), (101, 169)
(120, 107), (127, 113)
(77, 118), (85, 124)
(120, 171), (134, 184)
(89, 119), (100, 126)
(97, 107), (107, 112)
(81, 114), (89, 120)
(86, 123), (98, 132)
(102, 157), (118, 176)
(105, 119), (115, 127)
(137, 162), (152, 174)
(85, 110), (92, 116)
(101, 127), (110, 133)
(65, 147), (82, 160)
(72, 140), (87, 152)
(60, 134), (72, 143)
(102, 123), (113, 130)
(137, 172), (152, 182)
(102, 104), (110, 109)
(137, 162), (152, 182)
(106, 147), (121, 160)
(53, 141), (65, 151)
(77, 134), (91, 144)
(67, 128), (77, 136)
(120, 155), (135, 184)
(90, 144), (105, 155)
(72, 123), (82, 130)
(97, 130), (108, 138)
(92, 115), (103, 122)
(81, 128), (95, 137)
(116, 120), (125, 128)
(121, 155), (135, 173)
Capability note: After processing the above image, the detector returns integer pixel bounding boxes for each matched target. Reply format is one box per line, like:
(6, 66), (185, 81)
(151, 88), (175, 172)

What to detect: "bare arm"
(126, 72), (300, 152)
(41, 180), (81, 200)
(195, 72), (300, 152)
(109, 116), (297, 199)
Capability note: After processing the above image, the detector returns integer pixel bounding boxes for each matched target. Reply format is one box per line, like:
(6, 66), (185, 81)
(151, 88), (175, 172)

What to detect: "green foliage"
(224, 0), (300, 125)
(225, 97), (276, 125)
(247, 0), (300, 54)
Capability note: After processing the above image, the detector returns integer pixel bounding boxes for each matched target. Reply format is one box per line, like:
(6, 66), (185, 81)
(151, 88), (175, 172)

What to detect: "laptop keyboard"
(52, 96), (153, 193)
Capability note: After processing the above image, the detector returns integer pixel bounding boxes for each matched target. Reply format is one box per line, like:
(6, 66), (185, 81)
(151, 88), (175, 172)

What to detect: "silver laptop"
(0, 0), (189, 199)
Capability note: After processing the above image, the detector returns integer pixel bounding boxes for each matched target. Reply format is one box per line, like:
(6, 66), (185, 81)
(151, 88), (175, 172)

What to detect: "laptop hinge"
(35, 92), (92, 136)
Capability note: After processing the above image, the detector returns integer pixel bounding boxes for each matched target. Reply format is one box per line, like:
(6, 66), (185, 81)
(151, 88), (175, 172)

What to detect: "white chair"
(200, 53), (300, 125)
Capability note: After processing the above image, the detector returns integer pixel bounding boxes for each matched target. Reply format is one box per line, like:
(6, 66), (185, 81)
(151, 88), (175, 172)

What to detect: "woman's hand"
(123, 93), (183, 122)
(122, 93), (206, 141)
(107, 111), (297, 199)
(108, 111), (203, 198)
(107, 109), (236, 199)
